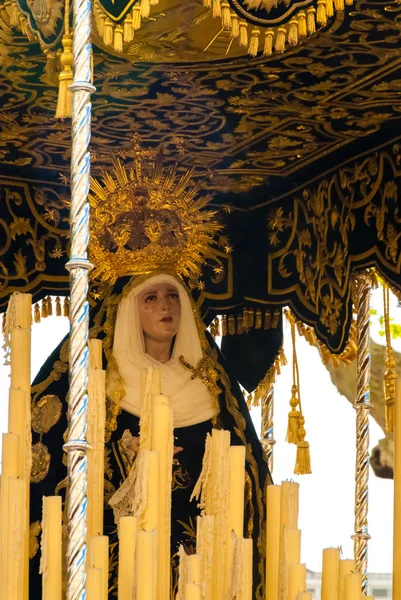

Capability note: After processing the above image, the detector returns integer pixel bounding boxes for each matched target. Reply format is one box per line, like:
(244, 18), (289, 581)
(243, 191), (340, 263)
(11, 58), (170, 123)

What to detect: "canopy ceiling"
(1, 0), (401, 371)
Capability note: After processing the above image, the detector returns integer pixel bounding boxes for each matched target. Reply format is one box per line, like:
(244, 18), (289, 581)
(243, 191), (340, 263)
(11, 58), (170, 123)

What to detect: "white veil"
(107, 274), (218, 428)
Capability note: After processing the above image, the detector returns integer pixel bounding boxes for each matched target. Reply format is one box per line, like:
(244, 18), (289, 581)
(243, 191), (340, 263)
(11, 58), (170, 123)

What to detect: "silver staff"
(64, 0), (95, 594)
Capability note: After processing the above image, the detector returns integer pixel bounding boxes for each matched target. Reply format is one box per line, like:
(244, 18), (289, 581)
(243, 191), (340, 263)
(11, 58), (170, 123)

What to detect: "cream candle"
(150, 396), (173, 600)
(266, 484), (281, 600)
(118, 516), (137, 600)
(88, 536), (109, 600)
(338, 559), (356, 600)
(41, 496), (62, 600)
(343, 572), (362, 600)
(136, 530), (156, 600)
(321, 548), (340, 600)
(393, 380), (401, 597)
(86, 567), (102, 600)
(278, 481), (299, 599)
(142, 449), (160, 531)
(86, 360), (106, 542)
(88, 338), (103, 369)
(288, 563), (306, 600)
(184, 583), (201, 600)
(5, 477), (25, 600)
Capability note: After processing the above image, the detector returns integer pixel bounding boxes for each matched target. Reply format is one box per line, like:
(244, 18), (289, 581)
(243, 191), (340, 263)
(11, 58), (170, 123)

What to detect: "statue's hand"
(127, 436), (183, 463)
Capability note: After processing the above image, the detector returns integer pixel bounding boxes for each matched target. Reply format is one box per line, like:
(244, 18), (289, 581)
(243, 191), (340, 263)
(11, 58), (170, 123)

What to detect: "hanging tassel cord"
(383, 283), (397, 432)
(55, 0), (73, 119)
(286, 322), (301, 443)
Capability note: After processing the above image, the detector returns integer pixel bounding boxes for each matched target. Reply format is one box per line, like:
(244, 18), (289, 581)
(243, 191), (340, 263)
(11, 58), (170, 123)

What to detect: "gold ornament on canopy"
(88, 141), (222, 284)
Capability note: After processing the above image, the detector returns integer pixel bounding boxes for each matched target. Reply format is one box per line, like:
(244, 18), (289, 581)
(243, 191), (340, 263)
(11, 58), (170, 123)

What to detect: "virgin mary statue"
(28, 157), (272, 599)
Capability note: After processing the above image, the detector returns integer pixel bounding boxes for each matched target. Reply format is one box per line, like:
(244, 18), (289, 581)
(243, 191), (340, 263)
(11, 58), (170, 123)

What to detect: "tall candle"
(228, 445), (245, 536)
(88, 536), (109, 600)
(136, 530), (156, 600)
(196, 515), (214, 599)
(281, 528), (301, 599)
(234, 538), (253, 600)
(7, 293), (32, 392)
(187, 555), (201, 585)
(266, 485), (281, 600)
(288, 563), (306, 600)
(338, 559), (356, 600)
(322, 548), (340, 600)
(278, 482), (299, 599)
(41, 496), (62, 600)
(87, 340), (106, 542)
(0, 432), (21, 598)
(344, 572), (362, 600)
(5, 477), (25, 600)
(118, 516), (137, 600)
(297, 594), (312, 600)
(184, 584), (201, 600)
(393, 380), (401, 597)
(140, 367), (162, 450)
(89, 338), (103, 369)
(86, 567), (102, 600)
(151, 396), (173, 600)
(142, 450), (160, 531)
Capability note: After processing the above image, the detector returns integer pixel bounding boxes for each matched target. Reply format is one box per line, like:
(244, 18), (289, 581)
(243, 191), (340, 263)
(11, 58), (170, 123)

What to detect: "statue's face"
(138, 282), (181, 345)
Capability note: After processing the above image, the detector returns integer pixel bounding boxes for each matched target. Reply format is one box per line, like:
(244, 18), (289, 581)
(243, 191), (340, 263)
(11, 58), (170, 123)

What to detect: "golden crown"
(88, 146), (222, 284)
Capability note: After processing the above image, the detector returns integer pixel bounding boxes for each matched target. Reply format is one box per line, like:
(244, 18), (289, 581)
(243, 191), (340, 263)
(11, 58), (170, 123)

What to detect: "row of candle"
(0, 293), (32, 600)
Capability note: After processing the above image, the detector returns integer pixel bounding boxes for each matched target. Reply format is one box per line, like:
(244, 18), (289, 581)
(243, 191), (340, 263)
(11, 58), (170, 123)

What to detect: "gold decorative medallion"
(31, 441), (51, 483)
(29, 521), (42, 559)
(32, 394), (63, 434)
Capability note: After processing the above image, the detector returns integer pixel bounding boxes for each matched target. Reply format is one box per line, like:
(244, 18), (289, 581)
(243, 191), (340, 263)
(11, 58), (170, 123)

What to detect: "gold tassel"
(212, 0), (221, 17)
(123, 15), (134, 41)
(383, 284), (397, 433)
(221, 1), (231, 29)
(242, 308), (249, 331)
(230, 12), (239, 37)
(55, 297), (62, 317)
(221, 314), (227, 336)
(63, 297), (70, 317)
(325, 0), (334, 17)
(203, 0), (212, 6)
(345, 0), (353, 5)
(47, 296), (53, 317)
(103, 18), (114, 45)
(237, 314), (244, 335)
(114, 24), (123, 51)
(228, 315), (236, 335)
(263, 29), (274, 56)
(272, 309), (281, 328)
(41, 298), (48, 319)
(255, 309), (262, 329)
(288, 17), (298, 45)
(307, 7), (316, 34)
(33, 303), (41, 323)
(132, 6), (141, 30)
(55, 35), (73, 120)
(140, 0), (150, 17)
(19, 16), (36, 41)
(239, 20), (248, 47)
(298, 10), (307, 36)
(275, 27), (286, 53)
(317, 0), (327, 25)
(294, 417), (312, 475)
(286, 384), (301, 444)
(248, 27), (260, 57)
(264, 310), (272, 329)
(248, 308), (255, 329)
(334, 0), (344, 10)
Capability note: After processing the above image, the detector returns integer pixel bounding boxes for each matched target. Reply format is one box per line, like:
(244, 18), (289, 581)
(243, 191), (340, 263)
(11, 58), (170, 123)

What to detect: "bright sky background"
(0, 287), (399, 576)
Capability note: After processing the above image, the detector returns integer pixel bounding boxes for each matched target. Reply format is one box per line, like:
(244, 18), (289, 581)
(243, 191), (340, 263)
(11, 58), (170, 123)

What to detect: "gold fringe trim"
(383, 283), (397, 433)
(30, 296), (69, 324)
(221, 307), (281, 336)
(202, 0), (346, 57)
(285, 308), (358, 368)
(246, 347), (287, 408)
